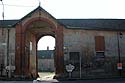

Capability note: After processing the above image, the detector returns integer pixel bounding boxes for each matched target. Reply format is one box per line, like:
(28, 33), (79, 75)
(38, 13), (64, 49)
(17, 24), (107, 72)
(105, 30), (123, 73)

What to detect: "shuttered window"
(95, 36), (105, 58)
(95, 36), (105, 51)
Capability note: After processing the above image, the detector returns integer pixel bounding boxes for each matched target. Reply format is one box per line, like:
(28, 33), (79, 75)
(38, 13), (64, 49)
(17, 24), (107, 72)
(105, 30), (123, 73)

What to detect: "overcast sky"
(0, 0), (125, 50)
(0, 0), (125, 20)
(37, 36), (55, 50)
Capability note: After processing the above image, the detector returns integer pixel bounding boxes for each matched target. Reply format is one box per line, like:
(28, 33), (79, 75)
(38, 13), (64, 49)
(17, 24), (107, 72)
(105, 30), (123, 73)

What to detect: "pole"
(0, 0), (4, 76)
(1, 0), (4, 35)
(7, 29), (11, 78)
(69, 72), (72, 78)
(79, 52), (81, 78)
(0, 1), (4, 75)
(117, 32), (121, 76)
(37, 0), (41, 6)
(1, 1), (4, 21)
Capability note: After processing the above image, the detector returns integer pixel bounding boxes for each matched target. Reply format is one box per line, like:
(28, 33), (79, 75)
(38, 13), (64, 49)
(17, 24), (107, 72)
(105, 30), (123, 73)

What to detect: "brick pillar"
(21, 32), (27, 77)
(55, 25), (64, 75)
(15, 23), (22, 76)
(15, 24), (29, 78)
(15, 24), (25, 77)
(36, 39), (38, 77)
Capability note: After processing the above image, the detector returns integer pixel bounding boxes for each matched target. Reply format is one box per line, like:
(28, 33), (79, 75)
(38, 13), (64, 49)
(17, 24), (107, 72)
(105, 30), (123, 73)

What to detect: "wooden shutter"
(95, 36), (105, 51)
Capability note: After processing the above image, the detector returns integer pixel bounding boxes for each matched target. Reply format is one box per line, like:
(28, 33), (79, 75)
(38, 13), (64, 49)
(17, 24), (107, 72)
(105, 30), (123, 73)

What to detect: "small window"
(96, 52), (105, 58)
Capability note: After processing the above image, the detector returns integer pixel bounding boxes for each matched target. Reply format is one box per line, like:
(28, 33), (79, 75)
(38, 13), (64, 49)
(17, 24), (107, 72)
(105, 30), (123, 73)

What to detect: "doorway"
(37, 36), (55, 80)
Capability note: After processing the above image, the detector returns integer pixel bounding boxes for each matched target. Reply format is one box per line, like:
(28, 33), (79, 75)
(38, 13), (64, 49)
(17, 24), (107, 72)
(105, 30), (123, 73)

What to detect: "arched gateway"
(15, 6), (64, 78)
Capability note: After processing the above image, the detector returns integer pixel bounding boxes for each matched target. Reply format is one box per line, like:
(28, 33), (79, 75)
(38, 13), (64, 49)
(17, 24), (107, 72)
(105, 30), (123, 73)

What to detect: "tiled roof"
(58, 19), (125, 30)
(0, 20), (18, 28)
(1, 19), (125, 30)
(1, 6), (125, 30)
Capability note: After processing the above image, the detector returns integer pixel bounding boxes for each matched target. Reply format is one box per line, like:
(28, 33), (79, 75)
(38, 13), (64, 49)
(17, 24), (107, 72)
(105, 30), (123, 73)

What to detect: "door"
(69, 52), (80, 78)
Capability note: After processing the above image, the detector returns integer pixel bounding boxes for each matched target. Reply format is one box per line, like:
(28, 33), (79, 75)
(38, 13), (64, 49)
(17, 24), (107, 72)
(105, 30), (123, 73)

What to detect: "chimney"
(47, 46), (49, 50)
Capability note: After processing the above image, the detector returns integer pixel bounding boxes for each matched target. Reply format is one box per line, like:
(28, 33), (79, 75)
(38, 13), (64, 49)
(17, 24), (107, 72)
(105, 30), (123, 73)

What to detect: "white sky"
(37, 36), (55, 50)
(1, 0), (125, 20)
(1, 0), (125, 50)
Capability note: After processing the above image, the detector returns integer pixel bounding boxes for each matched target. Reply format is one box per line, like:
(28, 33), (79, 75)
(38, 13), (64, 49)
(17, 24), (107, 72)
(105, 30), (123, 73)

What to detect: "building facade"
(37, 50), (55, 72)
(0, 6), (125, 79)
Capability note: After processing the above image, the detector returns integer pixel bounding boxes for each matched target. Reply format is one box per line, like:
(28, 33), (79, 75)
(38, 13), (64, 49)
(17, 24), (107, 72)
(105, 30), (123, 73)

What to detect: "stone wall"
(1, 25), (125, 79)
(63, 28), (125, 78)
(0, 28), (15, 76)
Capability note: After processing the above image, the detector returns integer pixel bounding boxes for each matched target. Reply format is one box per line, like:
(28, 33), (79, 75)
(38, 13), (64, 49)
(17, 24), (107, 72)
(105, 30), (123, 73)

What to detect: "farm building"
(0, 6), (125, 79)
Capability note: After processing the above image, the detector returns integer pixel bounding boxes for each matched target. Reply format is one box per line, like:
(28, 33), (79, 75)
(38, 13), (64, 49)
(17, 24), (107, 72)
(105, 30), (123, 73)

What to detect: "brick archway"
(15, 17), (64, 78)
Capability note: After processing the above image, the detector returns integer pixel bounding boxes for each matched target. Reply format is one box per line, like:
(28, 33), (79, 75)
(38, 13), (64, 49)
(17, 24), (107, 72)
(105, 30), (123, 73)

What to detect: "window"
(95, 36), (105, 51)
(95, 36), (105, 58)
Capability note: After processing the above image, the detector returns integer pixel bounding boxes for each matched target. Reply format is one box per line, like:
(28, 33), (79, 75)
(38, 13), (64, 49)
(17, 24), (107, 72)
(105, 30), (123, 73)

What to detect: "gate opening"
(37, 36), (55, 80)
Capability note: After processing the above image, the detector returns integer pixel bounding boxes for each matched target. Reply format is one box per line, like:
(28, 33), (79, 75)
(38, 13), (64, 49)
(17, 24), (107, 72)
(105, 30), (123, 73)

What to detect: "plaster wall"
(63, 28), (125, 78)
(0, 28), (15, 75)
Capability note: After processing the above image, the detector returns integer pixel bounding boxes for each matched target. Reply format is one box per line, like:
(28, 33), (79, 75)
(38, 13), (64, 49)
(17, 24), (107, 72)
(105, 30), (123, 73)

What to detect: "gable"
(16, 6), (58, 27)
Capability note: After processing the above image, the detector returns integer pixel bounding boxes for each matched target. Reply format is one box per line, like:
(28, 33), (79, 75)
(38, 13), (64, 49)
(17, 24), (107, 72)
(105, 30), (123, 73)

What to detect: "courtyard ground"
(0, 72), (125, 83)
(38, 72), (55, 81)
(1, 78), (125, 83)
